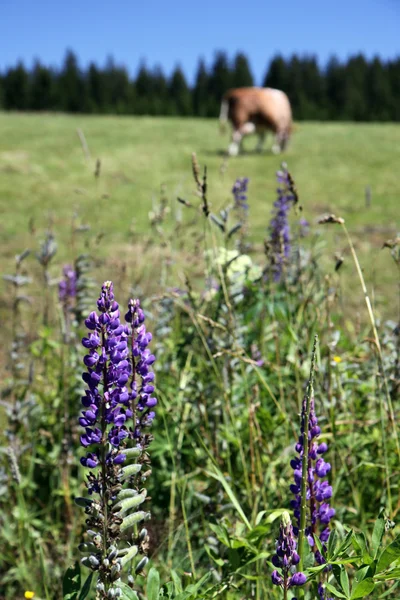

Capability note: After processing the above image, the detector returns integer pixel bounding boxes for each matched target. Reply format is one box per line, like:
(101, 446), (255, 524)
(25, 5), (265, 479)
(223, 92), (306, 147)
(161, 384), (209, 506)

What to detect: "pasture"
(0, 113), (400, 600)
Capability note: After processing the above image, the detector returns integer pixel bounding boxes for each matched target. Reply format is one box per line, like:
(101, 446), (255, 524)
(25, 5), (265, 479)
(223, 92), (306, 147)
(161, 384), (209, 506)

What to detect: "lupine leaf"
(62, 562), (81, 599)
(78, 573), (94, 600)
(350, 578), (375, 599)
(147, 567), (160, 600)
(372, 510), (386, 558)
(119, 583), (139, 600)
(340, 566), (350, 598)
(170, 569), (183, 593)
(325, 583), (348, 598)
(376, 535), (400, 573)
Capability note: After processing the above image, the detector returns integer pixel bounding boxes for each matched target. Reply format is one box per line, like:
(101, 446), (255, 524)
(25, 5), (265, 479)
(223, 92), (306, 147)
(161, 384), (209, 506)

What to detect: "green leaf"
(78, 573), (94, 600)
(147, 567), (160, 600)
(340, 566), (350, 598)
(119, 583), (139, 600)
(350, 578), (375, 599)
(377, 535), (400, 572)
(205, 466), (251, 530)
(170, 570), (183, 594)
(328, 529), (338, 558)
(334, 530), (353, 559)
(63, 562), (81, 600)
(324, 583), (348, 598)
(355, 565), (372, 583)
(372, 510), (386, 559)
(314, 534), (324, 556)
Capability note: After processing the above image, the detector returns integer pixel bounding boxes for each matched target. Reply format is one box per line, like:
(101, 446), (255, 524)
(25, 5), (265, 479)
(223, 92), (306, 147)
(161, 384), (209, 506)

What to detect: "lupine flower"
(268, 166), (297, 281)
(290, 395), (335, 599)
(271, 511), (307, 591)
(232, 177), (249, 212)
(76, 282), (156, 597)
(58, 264), (77, 302)
(290, 397), (335, 557)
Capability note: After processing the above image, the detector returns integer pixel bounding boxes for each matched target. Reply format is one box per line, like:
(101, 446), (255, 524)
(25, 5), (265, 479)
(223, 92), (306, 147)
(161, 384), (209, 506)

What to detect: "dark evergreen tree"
(232, 52), (253, 88)
(342, 55), (368, 121)
(367, 57), (392, 121)
(169, 66), (192, 116)
(151, 66), (170, 115)
(193, 58), (210, 117)
(325, 57), (346, 120)
(263, 55), (288, 91)
(208, 51), (233, 116)
(388, 58), (400, 121)
(57, 50), (84, 112)
(30, 60), (54, 111)
(86, 62), (105, 113)
(135, 62), (154, 114)
(3, 62), (29, 110)
(103, 57), (132, 114)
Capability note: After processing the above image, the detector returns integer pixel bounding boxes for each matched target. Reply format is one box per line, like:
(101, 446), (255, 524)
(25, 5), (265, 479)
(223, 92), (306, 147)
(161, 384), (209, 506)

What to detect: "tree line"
(1, 50), (399, 121)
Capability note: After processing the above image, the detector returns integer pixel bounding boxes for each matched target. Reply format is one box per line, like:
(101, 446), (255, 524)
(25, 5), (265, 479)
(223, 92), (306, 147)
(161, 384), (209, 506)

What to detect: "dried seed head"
(318, 214), (345, 225)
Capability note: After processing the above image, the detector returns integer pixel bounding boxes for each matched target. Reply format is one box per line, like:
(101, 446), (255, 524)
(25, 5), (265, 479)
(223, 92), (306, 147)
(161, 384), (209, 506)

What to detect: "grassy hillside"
(0, 113), (399, 314)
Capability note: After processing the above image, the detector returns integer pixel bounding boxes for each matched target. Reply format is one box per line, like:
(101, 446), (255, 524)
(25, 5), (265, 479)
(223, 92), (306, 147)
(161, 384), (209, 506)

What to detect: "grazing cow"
(219, 87), (293, 156)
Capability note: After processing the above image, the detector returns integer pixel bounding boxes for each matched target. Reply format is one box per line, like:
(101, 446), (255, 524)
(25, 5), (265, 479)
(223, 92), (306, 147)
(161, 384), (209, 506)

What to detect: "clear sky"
(1, 0), (399, 83)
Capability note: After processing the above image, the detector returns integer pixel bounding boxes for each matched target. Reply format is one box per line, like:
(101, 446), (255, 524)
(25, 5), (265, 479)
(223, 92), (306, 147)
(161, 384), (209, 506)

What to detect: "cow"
(219, 87), (293, 156)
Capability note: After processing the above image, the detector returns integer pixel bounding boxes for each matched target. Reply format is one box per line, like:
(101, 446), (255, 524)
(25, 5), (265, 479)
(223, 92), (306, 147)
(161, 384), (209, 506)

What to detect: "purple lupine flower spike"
(59, 264), (77, 302)
(268, 165), (297, 281)
(232, 177), (249, 211)
(77, 282), (156, 597)
(271, 511), (307, 591)
(125, 298), (157, 446)
(80, 281), (132, 478)
(290, 395), (335, 599)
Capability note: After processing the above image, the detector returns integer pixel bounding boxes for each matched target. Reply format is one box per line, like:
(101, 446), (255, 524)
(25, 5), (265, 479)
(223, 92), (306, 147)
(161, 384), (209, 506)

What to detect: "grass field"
(1, 113), (400, 599)
(0, 113), (399, 316)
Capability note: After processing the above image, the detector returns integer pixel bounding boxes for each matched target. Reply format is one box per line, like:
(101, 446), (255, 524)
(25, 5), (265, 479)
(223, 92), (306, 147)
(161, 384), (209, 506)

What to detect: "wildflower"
(24, 592), (35, 599)
(333, 356), (341, 364)
(232, 177), (249, 212)
(290, 396), (335, 557)
(271, 511), (307, 591)
(268, 165), (297, 281)
(58, 264), (77, 302)
(77, 282), (156, 597)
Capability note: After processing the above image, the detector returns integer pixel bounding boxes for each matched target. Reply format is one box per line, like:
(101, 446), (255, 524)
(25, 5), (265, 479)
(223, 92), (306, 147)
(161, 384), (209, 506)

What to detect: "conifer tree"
(193, 58), (210, 117)
(232, 52), (254, 88)
(30, 60), (54, 111)
(3, 62), (29, 110)
(169, 66), (192, 116)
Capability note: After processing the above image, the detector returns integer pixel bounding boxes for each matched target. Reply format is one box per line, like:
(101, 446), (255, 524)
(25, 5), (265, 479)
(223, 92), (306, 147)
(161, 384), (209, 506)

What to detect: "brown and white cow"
(219, 87), (293, 156)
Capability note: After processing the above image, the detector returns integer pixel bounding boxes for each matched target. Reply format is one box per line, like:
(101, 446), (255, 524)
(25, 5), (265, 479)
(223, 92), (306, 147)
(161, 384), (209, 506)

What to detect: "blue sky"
(1, 0), (399, 83)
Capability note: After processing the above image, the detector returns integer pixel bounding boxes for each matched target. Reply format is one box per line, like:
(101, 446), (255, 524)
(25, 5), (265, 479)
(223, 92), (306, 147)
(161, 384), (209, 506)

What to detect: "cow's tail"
(219, 97), (229, 134)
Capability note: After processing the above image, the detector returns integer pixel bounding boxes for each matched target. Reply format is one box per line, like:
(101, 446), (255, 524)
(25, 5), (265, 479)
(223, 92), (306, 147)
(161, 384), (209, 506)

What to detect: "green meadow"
(0, 113), (399, 315)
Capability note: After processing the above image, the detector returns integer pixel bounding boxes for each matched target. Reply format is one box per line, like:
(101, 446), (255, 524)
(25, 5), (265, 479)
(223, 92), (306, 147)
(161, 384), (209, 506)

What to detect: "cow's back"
(224, 87), (292, 132)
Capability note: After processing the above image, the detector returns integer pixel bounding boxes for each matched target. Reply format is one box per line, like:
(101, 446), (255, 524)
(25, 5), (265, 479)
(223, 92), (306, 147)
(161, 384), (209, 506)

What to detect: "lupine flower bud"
(271, 511), (307, 590)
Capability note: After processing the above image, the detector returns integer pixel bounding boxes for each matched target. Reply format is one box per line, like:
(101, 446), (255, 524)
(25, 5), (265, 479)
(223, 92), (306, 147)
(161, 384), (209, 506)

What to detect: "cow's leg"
(256, 131), (266, 153)
(228, 130), (243, 156)
(272, 133), (282, 155)
(228, 122), (255, 156)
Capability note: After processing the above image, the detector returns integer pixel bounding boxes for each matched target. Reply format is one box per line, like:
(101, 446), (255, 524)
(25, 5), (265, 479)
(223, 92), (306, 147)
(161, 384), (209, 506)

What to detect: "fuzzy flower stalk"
(267, 165), (297, 281)
(271, 511), (307, 598)
(76, 281), (156, 598)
